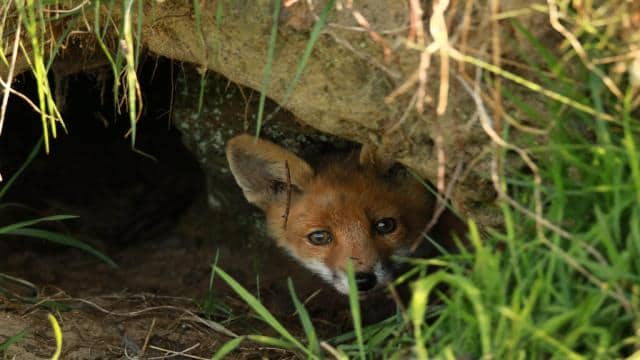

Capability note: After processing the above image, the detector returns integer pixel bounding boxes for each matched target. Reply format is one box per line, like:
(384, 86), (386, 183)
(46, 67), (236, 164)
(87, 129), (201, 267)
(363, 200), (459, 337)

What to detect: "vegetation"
(212, 1), (640, 358)
(0, 138), (116, 267)
(1, 0), (639, 359)
(0, 139), (116, 357)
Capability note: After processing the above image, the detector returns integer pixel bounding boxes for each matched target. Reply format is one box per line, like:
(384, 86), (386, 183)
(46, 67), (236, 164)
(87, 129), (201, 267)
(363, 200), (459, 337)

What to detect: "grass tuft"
(255, 0), (281, 138)
(346, 259), (366, 360)
(0, 138), (117, 268)
(209, 1), (640, 358)
(213, 266), (317, 359)
(0, 330), (26, 355)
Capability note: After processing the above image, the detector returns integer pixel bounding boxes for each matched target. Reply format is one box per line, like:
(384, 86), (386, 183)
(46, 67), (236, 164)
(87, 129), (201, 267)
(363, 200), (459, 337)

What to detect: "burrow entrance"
(0, 58), (395, 358)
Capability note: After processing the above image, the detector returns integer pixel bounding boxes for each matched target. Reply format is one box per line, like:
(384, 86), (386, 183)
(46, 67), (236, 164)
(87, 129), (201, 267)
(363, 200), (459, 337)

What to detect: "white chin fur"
(304, 260), (334, 283)
(306, 261), (393, 295)
(285, 247), (392, 294)
(373, 262), (392, 286)
(332, 271), (350, 294)
(303, 260), (350, 294)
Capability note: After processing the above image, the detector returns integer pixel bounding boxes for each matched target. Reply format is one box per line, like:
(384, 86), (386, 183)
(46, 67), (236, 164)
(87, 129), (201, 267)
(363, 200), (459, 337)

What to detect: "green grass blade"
(411, 271), (491, 357)
(122, 0), (139, 147)
(281, 0), (334, 105)
(287, 278), (320, 356)
(16, 0), (64, 152)
(134, 0), (144, 68)
(4, 227), (117, 268)
(509, 19), (562, 76)
(247, 335), (297, 349)
(410, 272), (429, 360)
(622, 88), (640, 204)
(93, 0), (121, 101)
(209, 248), (221, 291)
(211, 336), (245, 360)
(213, 266), (313, 358)
(0, 330), (27, 353)
(0, 138), (42, 201)
(45, 15), (81, 72)
(453, 51), (621, 125)
(346, 259), (366, 360)
(197, 71), (208, 116)
(255, 0), (281, 138)
(0, 215), (78, 234)
(263, 0), (336, 123)
(499, 307), (585, 360)
(213, 0), (224, 64)
(193, 0), (205, 49)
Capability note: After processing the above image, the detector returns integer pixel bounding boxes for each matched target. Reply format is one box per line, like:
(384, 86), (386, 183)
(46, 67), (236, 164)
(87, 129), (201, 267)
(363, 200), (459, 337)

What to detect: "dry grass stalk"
(547, 0), (623, 99)
(430, 0), (451, 116)
(350, 10), (392, 61)
(0, 10), (21, 137)
(455, 70), (633, 314)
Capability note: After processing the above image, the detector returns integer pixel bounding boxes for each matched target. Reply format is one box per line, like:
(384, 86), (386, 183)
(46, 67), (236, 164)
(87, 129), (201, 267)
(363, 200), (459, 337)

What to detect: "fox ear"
(359, 144), (396, 176)
(226, 134), (314, 210)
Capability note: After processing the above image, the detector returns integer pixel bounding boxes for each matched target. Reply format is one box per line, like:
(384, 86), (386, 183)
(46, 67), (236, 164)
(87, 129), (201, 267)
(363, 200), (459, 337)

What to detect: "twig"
(291, 289), (322, 317)
(411, 160), (463, 253)
(139, 317), (157, 358)
(283, 160), (292, 229)
(386, 0), (450, 114)
(42, 0), (90, 14)
(437, 46), (618, 122)
(455, 70), (633, 314)
(429, 0), (451, 115)
(408, 0), (425, 45)
(320, 341), (345, 360)
(385, 68), (419, 104)
(386, 91), (418, 133)
(0, 78), (57, 121)
(350, 10), (392, 61)
(324, 29), (402, 80)
(386, 284), (408, 322)
(147, 344), (206, 360)
(0, 13), (21, 136)
(490, 0), (503, 135)
(327, 21), (419, 35)
(592, 49), (640, 65)
(42, 296), (238, 337)
(436, 135), (446, 193)
(547, 0), (622, 99)
(416, 47), (432, 113)
(457, 0), (475, 73)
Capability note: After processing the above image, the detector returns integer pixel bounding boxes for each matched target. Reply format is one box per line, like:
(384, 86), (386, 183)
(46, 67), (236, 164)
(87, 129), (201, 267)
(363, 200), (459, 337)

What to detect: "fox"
(226, 134), (464, 294)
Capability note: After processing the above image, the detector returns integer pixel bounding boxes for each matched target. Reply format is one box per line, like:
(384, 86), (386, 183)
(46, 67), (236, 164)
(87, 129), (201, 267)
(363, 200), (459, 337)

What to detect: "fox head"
(226, 134), (437, 294)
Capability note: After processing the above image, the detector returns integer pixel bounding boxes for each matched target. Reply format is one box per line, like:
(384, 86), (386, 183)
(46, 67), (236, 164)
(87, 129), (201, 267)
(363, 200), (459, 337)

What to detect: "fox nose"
(355, 272), (377, 292)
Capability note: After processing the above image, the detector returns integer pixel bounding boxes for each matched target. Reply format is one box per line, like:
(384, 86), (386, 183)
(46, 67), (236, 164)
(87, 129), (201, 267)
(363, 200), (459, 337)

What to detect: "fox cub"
(226, 134), (459, 294)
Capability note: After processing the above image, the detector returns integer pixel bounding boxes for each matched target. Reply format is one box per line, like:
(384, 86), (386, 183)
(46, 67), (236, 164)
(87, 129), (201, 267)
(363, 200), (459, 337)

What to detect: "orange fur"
(226, 134), (452, 294)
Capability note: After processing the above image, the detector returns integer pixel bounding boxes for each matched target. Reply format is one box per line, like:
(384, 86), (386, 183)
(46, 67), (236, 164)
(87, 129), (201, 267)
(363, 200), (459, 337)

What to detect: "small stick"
(283, 160), (292, 229)
(411, 160), (463, 253)
(139, 317), (157, 358)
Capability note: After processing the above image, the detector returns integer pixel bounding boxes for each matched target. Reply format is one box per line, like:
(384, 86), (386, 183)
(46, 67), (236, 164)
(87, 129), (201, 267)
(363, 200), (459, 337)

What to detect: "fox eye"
(307, 230), (333, 246)
(374, 218), (396, 234)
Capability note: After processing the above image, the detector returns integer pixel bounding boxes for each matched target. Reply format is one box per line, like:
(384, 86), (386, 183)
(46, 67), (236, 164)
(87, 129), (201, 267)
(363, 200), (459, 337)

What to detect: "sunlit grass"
(211, 1), (639, 359)
(0, 329), (26, 356)
(1, 1), (143, 152)
(0, 1), (637, 358)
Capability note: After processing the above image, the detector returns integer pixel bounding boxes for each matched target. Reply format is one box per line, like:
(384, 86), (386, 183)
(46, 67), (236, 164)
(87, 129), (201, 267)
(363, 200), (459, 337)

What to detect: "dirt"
(0, 61), (398, 359)
(1, 198), (377, 359)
